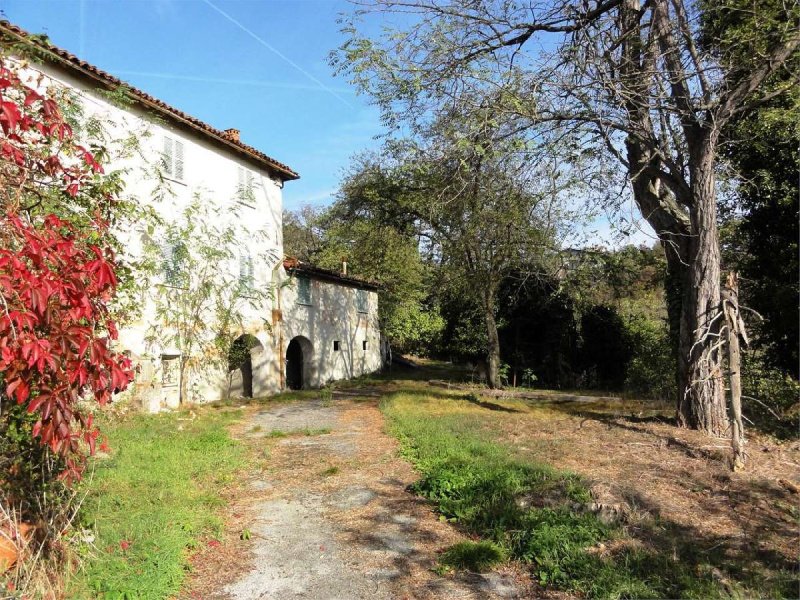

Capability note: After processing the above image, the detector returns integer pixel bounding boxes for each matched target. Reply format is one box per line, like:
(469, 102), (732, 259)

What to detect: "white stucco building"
(1, 21), (383, 410)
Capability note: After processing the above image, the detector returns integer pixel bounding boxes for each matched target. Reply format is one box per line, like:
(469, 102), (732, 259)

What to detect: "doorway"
(286, 336), (313, 390)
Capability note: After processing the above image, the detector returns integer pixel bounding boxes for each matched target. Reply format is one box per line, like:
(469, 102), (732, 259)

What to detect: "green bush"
(741, 353), (799, 439)
(624, 315), (675, 401)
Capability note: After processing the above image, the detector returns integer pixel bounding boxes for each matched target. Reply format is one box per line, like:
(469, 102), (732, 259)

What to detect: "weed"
(320, 466), (340, 477)
(267, 430), (288, 438)
(249, 425), (262, 433)
(303, 427), (331, 436)
(439, 541), (506, 572)
(240, 529), (251, 541)
(320, 385), (334, 406)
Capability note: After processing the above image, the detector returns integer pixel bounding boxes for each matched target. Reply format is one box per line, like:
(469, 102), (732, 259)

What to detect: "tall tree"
(337, 107), (576, 387)
(336, 0), (799, 434)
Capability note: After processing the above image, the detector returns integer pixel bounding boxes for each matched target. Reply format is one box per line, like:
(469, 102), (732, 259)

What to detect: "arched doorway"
(228, 334), (262, 398)
(285, 336), (313, 390)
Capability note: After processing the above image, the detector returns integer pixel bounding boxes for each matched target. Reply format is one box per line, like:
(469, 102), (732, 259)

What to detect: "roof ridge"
(0, 19), (299, 181)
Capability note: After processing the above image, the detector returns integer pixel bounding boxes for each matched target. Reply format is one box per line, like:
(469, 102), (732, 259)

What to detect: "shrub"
(624, 315), (675, 401)
(741, 353), (799, 439)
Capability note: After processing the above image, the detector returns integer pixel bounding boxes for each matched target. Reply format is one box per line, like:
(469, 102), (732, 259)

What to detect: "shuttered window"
(237, 166), (257, 206)
(162, 136), (185, 180)
(161, 239), (188, 287)
(296, 276), (312, 306)
(239, 249), (255, 292)
(355, 289), (368, 314)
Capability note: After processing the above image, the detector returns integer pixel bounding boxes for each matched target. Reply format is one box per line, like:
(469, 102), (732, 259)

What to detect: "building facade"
(2, 21), (383, 411)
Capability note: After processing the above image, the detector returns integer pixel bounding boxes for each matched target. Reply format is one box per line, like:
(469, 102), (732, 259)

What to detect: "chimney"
(223, 128), (240, 143)
(341, 260), (348, 276)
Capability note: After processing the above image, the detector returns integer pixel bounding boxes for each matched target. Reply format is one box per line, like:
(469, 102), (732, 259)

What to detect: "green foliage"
(68, 409), (244, 598)
(439, 541), (507, 572)
(624, 315), (676, 401)
(741, 353), (800, 439)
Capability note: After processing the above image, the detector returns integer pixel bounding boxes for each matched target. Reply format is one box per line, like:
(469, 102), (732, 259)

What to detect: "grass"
(380, 389), (792, 599)
(66, 408), (244, 599)
(302, 427), (331, 436)
(320, 465), (340, 477)
(439, 541), (507, 572)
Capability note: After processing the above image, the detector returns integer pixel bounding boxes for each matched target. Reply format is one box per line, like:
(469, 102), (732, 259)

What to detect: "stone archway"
(286, 336), (313, 390)
(228, 334), (263, 398)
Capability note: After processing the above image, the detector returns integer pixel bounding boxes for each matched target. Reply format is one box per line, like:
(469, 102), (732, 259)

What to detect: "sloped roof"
(283, 258), (380, 291)
(0, 20), (299, 181)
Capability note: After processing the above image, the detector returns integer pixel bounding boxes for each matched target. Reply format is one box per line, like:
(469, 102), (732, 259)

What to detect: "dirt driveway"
(183, 394), (530, 600)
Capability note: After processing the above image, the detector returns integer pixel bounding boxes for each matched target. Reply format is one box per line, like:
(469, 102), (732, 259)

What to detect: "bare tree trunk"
(677, 145), (728, 435)
(484, 295), (501, 389)
(723, 272), (746, 469)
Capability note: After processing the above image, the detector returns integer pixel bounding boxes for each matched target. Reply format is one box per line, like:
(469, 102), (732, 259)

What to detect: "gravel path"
(185, 396), (527, 600)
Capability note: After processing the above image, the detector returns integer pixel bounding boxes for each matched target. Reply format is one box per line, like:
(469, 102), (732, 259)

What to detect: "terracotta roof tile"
(0, 20), (299, 181)
(283, 258), (380, 291)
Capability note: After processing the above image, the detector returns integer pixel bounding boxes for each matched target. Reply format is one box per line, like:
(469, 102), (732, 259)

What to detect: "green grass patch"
(439, 541), (507, 572)
(381, 391), (767, 598)
(303, 427), (331, 436)
(267, 429), (288, 438)
(320, 465), (340, 477)
(67, 408), (244, 598)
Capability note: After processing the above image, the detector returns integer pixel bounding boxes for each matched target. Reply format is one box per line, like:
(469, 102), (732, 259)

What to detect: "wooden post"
(722, 272), (746, 470)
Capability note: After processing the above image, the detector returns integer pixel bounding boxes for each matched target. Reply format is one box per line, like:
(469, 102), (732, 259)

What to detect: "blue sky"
(2, 0), (654, 247)
(2, 0), (382, 211)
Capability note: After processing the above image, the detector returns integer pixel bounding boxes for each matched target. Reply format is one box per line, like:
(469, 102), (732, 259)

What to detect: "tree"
(142, 197), (273, 404)
(336, 106), (576, 387)
(336, 0), (799, 434)
(282, 205), (327, 262)
(0, 55), (133, 486)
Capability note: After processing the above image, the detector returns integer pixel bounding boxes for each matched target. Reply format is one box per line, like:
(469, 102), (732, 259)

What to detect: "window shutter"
(356, 290), (368, 313)
(238, 250), (255, 291)
(162, 137), (174, 176)
(297, 277), (312, 305)
(160, 240), (172, 281)
(174, 140), (184, 180)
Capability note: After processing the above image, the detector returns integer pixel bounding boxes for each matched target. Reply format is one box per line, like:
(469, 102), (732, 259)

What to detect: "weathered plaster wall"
(279, 275), (383, 389)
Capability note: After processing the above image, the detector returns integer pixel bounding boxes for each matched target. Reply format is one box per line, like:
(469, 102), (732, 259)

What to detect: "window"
(236, 166), (257, 206)
(238, 249), (255, 293)
(161, 354), (180, 387)
(296, 276), (312, 305)
(162, 136), (185, 180)
(362, 340), (368, 351)
(355, 289), (368, 313)
(333, 341), (340, 352)
(161, 239), (188, 287)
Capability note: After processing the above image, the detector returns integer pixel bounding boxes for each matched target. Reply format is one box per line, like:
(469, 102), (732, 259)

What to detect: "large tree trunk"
(484, 295), (501, 389)
(624, 136), (728, 434)
(676, 141), (728, 435)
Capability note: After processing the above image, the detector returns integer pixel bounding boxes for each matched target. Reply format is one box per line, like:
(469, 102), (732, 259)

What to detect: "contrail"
(113, 69), (354, 94)
(201, 0), (353, 109)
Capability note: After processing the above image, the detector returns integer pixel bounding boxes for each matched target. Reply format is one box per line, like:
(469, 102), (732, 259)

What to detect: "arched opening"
(228, 334), (262, 398)
(286, 336), (313, 390)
